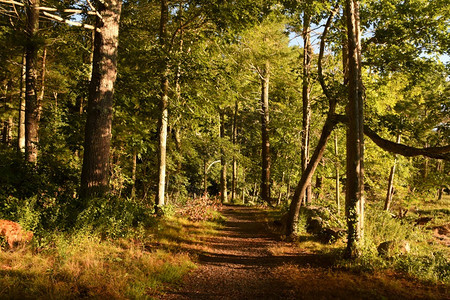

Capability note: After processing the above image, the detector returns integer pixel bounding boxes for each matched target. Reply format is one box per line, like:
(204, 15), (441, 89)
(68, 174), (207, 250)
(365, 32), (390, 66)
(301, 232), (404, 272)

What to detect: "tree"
(24, 0), (40, 163)
(155, 0), (169, 210)
(344, 0), (364, 258)
(80, 0), (122, 199)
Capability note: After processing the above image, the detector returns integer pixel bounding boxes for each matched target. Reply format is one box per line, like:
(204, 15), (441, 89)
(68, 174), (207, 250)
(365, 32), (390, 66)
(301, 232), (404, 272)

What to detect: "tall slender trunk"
(25, 0), (40, 163)
(384, 134), (401, 211)
(231, 100), (238, 202)
(131, 150), (137, 198)
(38, 47), (46, 114)
(80, 0), (122, 199)
(203, 159), (207, 195)
(286, 6), (339, 238)
(302, 4), (313, 205)
(155, 0), (169, 210)
(436, 160), (444, 200)
(2, 83), (13, 145)
(260, 62), (271, 204)
(286, 115), (340, 237)
(18, 53), (26, 152)
(345, 0), (364, 259)
(220, 111), (227, 203)
(335, 131), (340, 212)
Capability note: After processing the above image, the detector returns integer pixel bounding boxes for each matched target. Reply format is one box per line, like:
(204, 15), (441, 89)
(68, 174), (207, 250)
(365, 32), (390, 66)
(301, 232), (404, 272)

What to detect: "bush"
(75, 196), (156, 238)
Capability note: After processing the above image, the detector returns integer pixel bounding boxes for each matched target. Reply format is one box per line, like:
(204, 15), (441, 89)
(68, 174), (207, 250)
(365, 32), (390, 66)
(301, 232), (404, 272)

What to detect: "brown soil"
(164, 206), (449, 300)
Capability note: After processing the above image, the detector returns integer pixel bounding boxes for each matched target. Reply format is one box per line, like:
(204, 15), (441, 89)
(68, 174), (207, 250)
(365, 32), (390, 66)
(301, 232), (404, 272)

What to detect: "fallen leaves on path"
(164, 206), (449, 300)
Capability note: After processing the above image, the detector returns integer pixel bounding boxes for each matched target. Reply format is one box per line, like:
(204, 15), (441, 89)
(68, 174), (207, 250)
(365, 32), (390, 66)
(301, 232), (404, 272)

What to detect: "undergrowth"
(0, 193), (223, 299)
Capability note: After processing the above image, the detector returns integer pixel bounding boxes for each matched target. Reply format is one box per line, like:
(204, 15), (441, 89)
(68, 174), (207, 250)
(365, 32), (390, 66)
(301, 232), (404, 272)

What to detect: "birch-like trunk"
(220, 111), (228, 203)
(18, 54), (26, 152)
(155, 0), (169, 209)
(231, 100), (238, 202)
(302, 5), (313, 205)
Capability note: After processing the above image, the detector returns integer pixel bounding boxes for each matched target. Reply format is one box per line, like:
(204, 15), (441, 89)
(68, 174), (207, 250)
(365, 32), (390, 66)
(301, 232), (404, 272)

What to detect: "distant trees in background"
(0, 0), (448, 257)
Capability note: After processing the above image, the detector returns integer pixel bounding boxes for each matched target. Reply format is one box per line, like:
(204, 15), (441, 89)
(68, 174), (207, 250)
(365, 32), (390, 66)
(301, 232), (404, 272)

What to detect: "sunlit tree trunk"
(18, 53), (26, 152)
(220, 111), (227, 203)
(80, 0), (122, 199)
(286, 115), (340, 237)
(260, 62), (271, 204)
(131, 150), (137, 198)
(335, 131), (340, 212)
(231, 100), (238, 202)
(155, 0), (169, 210)
(25, 0), (40, 163)
(301, 3), (313, 205)
(384, 134), (401, 211)
(286, 6), (339, 238)
(345, 0), (364, 259)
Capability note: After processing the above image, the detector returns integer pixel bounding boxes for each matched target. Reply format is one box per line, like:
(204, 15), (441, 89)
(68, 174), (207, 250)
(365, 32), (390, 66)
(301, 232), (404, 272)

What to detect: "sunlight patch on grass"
(0, 215), (221, 299)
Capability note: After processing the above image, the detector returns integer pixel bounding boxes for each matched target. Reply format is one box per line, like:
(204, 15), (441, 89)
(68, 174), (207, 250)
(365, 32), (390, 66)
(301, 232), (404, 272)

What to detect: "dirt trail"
(165, 206), (448, 300)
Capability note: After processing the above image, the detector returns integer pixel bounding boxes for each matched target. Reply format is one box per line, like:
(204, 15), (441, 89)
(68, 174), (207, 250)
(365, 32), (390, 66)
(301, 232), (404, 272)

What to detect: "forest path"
(164, 205), (448, 300)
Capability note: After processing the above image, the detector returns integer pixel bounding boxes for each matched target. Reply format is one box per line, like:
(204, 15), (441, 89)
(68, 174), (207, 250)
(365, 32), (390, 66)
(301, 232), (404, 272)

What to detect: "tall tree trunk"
(80, 0), (122, 199)
(155, 0), (169, 210)
(286, 6), (339, 238)
(203, 159), (207, 195)
(436, 160), (444, 200)
(2, 83), (13, 145)
(131, 150), (137, 199)
(286, 114), (340, 237)
(220, 111), (227, 203)
(231, 100), (238, 202)
(260, 62), (271, 204)
(38, 47), (46, 114)
(302, 3), (313, 206)
(335, 131), (340, 212)
(18, 53), (26, 152)
(25, 0), (40, 163)
(345, 0), (364, 259)
(384, 134), (401, 211)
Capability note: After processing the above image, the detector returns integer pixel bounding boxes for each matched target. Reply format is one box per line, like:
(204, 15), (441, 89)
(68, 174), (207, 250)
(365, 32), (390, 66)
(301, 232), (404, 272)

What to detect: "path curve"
(164, 206), (448, 300)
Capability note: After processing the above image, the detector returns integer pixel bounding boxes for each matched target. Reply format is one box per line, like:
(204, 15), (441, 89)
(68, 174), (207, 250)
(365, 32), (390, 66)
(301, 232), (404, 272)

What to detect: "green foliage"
(75, 196), (156, 238)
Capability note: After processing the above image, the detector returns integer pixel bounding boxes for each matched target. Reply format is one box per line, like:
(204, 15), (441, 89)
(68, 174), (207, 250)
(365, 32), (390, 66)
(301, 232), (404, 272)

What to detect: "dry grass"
(0, 216), (221, 299)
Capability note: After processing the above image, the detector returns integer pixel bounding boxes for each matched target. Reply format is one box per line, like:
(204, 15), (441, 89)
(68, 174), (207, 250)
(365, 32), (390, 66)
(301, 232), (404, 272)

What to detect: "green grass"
(0, 215), (221, 299)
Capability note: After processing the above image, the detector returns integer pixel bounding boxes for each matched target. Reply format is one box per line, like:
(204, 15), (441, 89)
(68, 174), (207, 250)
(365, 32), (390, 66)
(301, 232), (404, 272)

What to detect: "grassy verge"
(0, 214), (221, 299)
(263, 198), (449, 285)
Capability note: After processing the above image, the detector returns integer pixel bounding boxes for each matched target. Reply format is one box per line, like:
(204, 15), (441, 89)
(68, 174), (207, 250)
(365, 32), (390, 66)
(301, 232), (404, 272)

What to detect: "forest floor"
(163, 205), (449, 300)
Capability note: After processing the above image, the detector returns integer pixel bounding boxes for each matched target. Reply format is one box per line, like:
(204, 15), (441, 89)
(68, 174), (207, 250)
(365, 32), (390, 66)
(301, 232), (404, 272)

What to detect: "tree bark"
(301, 2), (313, 206)
(260, 62), (271, 204)
(286, 114), (341, 237)
(220, 111), (228, 203)
(344, 0), (364, 259)
(18, 53), (26, 152)
(131, 150), (137, 199)
(25, 0), (40, 163)
(231, 100), (238, 202)
(286, 5), (339, 238)
(2, 83), (13, 145)
(155, 0), (169, 210)
(384, 134), (401, 211)
(203, 159), (207, 195)
(335, 131), (340, 212)
(80, 0), (122, 199)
